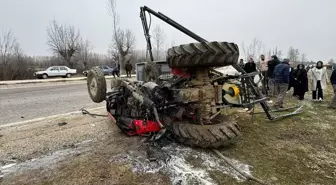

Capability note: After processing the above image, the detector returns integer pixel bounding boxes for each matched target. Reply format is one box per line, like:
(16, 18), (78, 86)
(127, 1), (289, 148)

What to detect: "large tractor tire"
(167, 41), (239, 68)
(87, 66), (106, 103)
(143, 61), (160, 82)
(162, 115), (241, 149)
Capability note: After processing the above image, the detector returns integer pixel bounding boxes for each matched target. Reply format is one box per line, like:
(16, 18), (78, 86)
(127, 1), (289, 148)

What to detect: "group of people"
(111, 61), (133, 78)
(239, 55), (336, 109)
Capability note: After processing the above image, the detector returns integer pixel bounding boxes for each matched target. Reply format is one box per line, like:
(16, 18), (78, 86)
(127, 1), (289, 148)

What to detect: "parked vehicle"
(34, 66), (77, 79)
(83, 65), (113, 77)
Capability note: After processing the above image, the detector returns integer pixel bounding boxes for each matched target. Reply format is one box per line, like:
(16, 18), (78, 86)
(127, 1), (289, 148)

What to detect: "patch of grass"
(213, 90), (336, 185)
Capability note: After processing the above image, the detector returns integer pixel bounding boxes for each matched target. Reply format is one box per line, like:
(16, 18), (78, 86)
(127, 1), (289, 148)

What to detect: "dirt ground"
(1, 89), (336, 185)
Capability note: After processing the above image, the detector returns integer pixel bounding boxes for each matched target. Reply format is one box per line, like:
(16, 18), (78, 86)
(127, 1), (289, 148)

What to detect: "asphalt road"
(0, 81), (105, 124)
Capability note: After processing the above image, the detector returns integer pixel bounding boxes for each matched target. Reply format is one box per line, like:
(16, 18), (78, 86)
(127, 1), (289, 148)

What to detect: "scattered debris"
(111, 143), (252, 185)
(62, 144), (75, 148)
(80, 108), (108, 118)
(57, 122), (67, 126)
(213, 149), (269, 185)
(270, 177), (278, 181)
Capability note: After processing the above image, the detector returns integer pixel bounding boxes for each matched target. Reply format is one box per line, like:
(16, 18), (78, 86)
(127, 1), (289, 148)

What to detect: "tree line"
(0, 0), (166, 81)
(241, 38), (335, 67)
(1, 0), (334, 81)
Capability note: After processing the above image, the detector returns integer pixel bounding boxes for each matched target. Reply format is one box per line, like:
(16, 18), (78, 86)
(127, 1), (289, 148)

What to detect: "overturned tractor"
(86, 6), (302, 149)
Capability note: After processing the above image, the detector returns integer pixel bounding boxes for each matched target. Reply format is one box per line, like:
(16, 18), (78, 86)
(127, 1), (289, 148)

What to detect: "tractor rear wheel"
(162, 115), (241, 149)
(87, 66), (106, 103)
(167, 41), (239, 68)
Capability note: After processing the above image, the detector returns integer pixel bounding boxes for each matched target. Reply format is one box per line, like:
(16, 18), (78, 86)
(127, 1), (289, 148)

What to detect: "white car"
(34, 66), (77, 79)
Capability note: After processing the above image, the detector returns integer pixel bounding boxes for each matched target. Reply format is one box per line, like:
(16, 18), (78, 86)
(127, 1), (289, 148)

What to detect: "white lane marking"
(0, 81), (86, 90)
(0, 106), (105, 128)
(0, 77), (86, 85)
(0, 75), (118, 85)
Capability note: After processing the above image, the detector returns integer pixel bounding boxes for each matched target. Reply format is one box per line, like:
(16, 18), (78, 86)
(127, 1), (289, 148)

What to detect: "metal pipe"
(140, 6), (207, 43)
(140, 7), (154, 61)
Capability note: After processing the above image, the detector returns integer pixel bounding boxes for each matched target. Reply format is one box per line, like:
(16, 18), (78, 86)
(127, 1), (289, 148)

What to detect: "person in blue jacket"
(273, 58), (291, 109)
(329, 67), (336, 109)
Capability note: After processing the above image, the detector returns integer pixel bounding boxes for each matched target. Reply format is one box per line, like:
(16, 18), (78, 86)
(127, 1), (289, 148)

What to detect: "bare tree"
(171, 40), (176, 47)
(277, 50), (283, 58)
(10, 42), (24, 79)
(77, 39), (93, 70)
(0, 30), (19, 80)
(300, 53), (307, 63)
(241, 38), (264, 61)
(287, 47), (300, 63)
(107, 0), (136, 72)
(46, 20), (81, 68)
(152, 25), (165, 60)
(271, 47), (283, 58)
(328, 58), (335, 66)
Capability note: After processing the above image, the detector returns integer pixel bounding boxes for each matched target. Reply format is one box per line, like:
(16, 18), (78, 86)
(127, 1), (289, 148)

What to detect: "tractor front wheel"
(87, 66), (106, 103)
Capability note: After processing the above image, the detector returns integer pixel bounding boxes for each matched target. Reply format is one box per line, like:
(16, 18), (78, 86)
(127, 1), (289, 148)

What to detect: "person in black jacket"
(293, 64), (308, 100)
(244, 57), (257, 73)
(329, 68), (336, 109)
(238, 59), (245, 69)
(273, 58), (290, 109)
(267, 55), (281, 96)
(112, 63), (120, 78)
(125, 61), (133, 77)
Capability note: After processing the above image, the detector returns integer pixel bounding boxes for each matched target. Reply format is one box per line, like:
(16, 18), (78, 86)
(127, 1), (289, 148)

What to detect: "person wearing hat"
(273, 58), (291, 109)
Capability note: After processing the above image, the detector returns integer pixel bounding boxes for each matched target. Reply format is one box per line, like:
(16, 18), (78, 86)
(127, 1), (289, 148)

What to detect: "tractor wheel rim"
(90, 78), (97, 96)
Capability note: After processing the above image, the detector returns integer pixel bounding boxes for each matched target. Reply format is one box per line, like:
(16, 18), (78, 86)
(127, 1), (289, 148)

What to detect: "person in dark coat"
(329, 68), (336, 109)
(244, 57), (257, 73)
(267, 55), (281, 96)
(238, 59), (245, 69)
(112, 63), (120, 78)
(273, 58), (290, 109)
(292, 64), (308, 100)
(241, 57), (257, 112)
(125, 61), (133, 77)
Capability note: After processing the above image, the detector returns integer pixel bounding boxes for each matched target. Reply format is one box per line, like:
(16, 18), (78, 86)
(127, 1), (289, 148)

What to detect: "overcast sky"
(1, 0), (335, 61)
